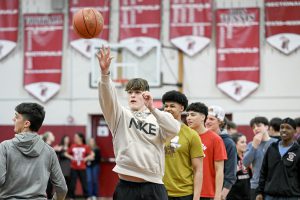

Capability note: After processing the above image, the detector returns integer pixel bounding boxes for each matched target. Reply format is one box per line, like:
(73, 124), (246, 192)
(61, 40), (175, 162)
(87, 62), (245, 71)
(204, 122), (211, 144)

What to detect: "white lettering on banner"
(73, 147), (86, 166)
(121, 5), (159, 11)
(219, 27), (225, 48)
(25, 69), (62, 74)
(0, 9), (18, 15)
(70, 6), (109, 13)
(25, 51), (62, 57)
(121, 2), (160, 32)
(220, 9), (256, 23)
(218, 48), (259, 54)
(172, 3), (210, 24)
(120, 24), (160, 29)
(217, 22), (259, 27)
(25, 26), (63, 31)
(266, 21), (300, 26)
(171, 22), (211, 27)
(266, 1), (300, 7)
(25, 16), (63, 25)
(171, 3), (210, 9)
(0, 27), (18, 32)
(218, 67), (259, 72)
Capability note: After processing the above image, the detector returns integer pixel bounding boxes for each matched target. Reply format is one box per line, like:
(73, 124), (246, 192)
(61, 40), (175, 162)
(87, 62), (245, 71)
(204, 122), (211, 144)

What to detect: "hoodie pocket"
(118, 142), (160, 174)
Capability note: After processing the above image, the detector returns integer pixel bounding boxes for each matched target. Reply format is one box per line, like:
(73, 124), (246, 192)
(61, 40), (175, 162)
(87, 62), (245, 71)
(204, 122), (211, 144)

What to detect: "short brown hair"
(125, 78), (149, 92)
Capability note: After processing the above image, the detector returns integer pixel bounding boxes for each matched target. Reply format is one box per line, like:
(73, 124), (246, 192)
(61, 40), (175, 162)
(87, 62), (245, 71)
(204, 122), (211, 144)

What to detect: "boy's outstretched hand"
(96, 46), (113, 75)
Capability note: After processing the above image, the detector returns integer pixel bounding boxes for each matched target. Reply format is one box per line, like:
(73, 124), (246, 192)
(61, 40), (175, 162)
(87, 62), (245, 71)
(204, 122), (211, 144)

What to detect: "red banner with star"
(0, 0), (18, 60)
(169, 0), (212, 56)
(265, 0), (300, 55)
(216, 8), (260, 102)
(119, 0), (161, 57)
(23, 14), (64, 102)
(69, 0), (110, 58)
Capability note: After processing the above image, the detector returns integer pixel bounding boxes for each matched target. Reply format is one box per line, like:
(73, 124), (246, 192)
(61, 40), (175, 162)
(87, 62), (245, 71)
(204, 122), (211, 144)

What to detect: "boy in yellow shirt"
(163, 90), (204, 200)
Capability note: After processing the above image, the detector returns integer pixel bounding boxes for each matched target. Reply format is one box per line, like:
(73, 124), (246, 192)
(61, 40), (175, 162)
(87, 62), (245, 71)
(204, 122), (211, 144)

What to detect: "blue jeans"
(86, 165), (100, 197)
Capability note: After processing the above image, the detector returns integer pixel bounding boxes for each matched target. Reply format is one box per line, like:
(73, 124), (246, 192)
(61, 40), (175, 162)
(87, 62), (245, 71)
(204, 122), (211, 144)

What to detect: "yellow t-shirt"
(163, 124), (204, 197)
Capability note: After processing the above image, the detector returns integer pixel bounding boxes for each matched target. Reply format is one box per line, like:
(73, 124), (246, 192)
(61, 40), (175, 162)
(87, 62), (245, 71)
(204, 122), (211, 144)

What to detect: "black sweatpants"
(250, 189), (257, 200)
(169, 194), (193, 200)
(113, 179), (168, 200)
(69, 169), (88, 198)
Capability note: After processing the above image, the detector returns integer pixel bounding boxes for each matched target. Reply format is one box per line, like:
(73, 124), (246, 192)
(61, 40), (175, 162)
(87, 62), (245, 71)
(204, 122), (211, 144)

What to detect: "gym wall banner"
(0, 0), (18, 61)
(216, 8), (260, 102)
(69, 0), (110, 58)
(119, 0), (161, 57)
(265, 0), (300, 55)
(23, 14), (64, 103)
(169, 0), (212, 56)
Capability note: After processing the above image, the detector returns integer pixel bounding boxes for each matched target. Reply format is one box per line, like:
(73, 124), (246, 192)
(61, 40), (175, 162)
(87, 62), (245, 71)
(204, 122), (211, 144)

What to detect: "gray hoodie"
(0, 132), (67, 200)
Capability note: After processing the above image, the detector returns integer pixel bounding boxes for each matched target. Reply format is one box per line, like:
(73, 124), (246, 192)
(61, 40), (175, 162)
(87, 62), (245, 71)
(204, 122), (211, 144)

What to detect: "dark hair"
(15, 102), (45, 132)
(186, 102), (208, 122)
(295, 117), (300, 128)
(125, 78), (149, 92)
(231, 133), (245, 144)
(59, 135), (70, 147)
(250, 116), (269, 127)
(270, 117), (282, 132)
(76, 132), (86, 144)
(162, 90), (188, 110)
(227, 120), (237, 129)
(221, 117), (228, 131)
(281, 117), (297, 130)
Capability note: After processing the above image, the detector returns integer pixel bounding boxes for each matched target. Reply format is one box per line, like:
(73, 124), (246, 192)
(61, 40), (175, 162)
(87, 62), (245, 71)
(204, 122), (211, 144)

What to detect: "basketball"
(72, 8), (104, 39)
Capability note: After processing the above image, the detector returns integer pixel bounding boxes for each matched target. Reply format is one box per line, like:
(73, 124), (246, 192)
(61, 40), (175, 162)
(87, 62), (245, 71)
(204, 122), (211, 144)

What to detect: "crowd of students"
(95, 46), (300, 200)
(1, 45), (300, 200)
(42, 132), (101, 200)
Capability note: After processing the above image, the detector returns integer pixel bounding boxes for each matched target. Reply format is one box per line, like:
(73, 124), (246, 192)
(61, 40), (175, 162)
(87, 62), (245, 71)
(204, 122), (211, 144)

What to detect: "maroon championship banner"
(119, 0), (161, 57)
(170, 0), (212, 56)
(0, 0), (18, 60)
(265, 0), (300, 55)
(24, 14), (64, 103)
(216, 8), (260, 102)
(69, 0), (110, 58)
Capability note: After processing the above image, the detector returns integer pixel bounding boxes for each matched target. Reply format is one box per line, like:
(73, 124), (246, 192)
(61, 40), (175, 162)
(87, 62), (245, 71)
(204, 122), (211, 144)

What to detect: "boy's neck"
(238, 151), (244, 158)
(281, 139), (294, 147)
(135, 106), (147, 112)
(196, 124), (207, 135)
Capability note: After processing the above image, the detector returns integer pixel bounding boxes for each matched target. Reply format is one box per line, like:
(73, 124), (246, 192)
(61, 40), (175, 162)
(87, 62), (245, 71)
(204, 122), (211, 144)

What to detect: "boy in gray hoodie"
(0, 102), (67, 200)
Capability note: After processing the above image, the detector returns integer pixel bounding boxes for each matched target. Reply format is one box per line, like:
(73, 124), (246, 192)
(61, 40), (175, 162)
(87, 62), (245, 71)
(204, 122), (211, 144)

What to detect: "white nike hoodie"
(98, 74), (180, 184)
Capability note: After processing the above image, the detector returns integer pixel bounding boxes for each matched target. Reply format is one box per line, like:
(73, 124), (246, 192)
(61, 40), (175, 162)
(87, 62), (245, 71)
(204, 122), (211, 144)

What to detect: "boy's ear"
(180, 105), (184, 112)
(24, 120), (31, 128)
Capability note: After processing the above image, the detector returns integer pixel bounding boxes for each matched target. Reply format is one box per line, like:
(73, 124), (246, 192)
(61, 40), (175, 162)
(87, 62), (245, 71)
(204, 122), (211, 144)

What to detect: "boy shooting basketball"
(96, 47), (180, 200)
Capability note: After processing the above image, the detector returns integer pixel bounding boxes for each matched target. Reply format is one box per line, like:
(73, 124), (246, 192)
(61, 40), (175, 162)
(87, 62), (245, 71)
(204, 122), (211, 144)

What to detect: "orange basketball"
(72, 8), (104, 39)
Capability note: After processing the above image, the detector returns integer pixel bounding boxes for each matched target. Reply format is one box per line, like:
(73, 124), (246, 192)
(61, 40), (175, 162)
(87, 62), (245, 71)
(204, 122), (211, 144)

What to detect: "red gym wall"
(0, 125), (86, 144)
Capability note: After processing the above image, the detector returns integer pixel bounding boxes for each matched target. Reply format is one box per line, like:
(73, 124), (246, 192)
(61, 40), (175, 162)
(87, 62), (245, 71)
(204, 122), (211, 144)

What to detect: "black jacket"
(257, 141), (300, 197)
(227, 155), (252, 200)
(220, 130), (237, 190)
